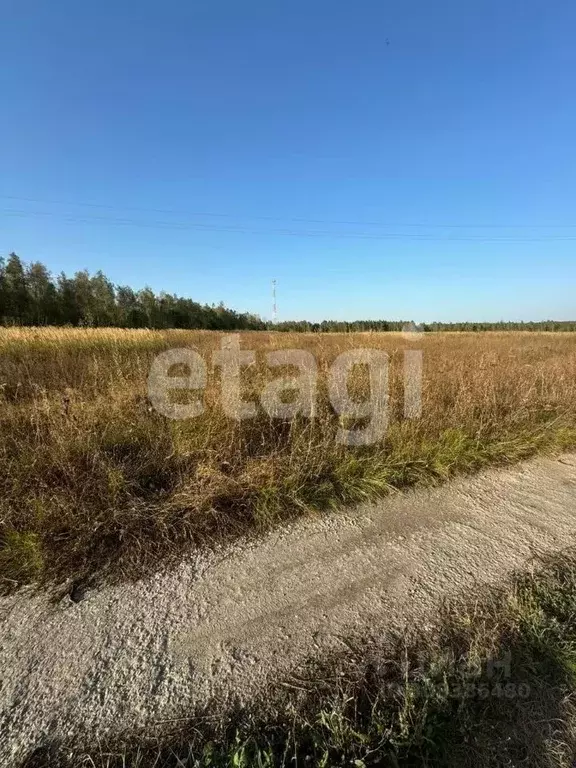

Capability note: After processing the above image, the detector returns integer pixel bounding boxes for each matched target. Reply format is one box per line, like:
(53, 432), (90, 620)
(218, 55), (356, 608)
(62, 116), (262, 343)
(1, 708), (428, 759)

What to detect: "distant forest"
(0, 253), (574, 332)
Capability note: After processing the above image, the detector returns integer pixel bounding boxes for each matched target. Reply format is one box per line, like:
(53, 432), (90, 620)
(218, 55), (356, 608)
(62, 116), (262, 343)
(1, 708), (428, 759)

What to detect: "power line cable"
(1, 193), (576, 230)
(3, 207), (576, 242)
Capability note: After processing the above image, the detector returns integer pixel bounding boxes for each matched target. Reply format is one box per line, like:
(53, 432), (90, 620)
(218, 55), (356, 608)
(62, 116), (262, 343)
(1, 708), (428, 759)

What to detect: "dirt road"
(1, 454), (575, 763)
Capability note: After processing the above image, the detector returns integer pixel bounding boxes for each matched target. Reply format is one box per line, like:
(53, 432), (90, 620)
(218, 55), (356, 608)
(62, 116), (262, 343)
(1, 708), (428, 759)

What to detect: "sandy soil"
(1, 454), (576, 764)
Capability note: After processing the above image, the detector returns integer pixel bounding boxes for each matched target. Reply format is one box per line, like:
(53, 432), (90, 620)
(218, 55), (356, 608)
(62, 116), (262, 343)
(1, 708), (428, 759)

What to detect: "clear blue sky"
(1, 0), (575, 322)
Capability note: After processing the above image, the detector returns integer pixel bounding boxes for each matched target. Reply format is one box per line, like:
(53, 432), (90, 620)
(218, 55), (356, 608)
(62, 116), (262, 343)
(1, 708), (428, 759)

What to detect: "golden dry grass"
(1, 328), (575, 588)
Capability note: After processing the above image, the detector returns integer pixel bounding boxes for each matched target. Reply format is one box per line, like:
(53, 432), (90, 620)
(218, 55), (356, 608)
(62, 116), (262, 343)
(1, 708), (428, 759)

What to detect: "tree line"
(0, 253), (265, 330)
(273, 319), (576, 332)
(1, 253), (574, 332)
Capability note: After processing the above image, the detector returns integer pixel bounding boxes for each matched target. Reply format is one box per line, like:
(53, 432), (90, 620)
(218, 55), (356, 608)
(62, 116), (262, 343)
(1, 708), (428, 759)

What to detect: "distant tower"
(272, 279), (277, 323)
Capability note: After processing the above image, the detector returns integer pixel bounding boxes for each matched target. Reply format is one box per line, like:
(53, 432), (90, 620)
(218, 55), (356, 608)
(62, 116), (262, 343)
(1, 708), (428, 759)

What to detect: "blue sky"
(1, 0), (575, 322)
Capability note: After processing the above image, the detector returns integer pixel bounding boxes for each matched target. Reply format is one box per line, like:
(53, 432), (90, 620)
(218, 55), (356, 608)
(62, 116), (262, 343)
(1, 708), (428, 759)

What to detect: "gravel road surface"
(1, 454), (575, 763)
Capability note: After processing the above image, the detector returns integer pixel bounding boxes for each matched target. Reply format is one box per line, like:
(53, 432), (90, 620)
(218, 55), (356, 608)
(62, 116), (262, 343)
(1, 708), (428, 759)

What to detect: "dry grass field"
(1, 327), (575, 589)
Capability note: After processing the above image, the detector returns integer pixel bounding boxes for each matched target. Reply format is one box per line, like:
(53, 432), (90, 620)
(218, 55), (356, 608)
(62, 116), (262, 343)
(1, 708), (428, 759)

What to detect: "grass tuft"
(0, 530), (44, 585)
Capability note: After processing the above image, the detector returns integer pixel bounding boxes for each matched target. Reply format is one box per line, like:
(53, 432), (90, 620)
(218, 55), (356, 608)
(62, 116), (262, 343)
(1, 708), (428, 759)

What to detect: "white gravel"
(1, 454), (575, 764)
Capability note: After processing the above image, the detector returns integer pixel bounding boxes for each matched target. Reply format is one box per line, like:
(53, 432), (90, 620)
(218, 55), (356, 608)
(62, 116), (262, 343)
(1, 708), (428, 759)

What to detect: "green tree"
(116, 285), (144, 327)
(26, 262), (58, 325)
(4, 253), (30, 323)
(137, 287), (162, 328)
(90, 271), (117, 326)
(72, 270), (95, 326)
(56, 273), (80, 325)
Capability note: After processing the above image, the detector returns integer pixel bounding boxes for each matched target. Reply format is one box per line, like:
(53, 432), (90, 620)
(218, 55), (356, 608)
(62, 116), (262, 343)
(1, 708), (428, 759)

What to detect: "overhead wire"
(1, 193), (576, 230)
(2, 206), (576, 243)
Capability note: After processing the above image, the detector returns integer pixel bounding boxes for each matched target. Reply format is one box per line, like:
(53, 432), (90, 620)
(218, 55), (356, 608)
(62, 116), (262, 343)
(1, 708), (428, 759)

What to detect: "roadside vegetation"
(1, 327), (575, 589)
(22, 549), (576, 767)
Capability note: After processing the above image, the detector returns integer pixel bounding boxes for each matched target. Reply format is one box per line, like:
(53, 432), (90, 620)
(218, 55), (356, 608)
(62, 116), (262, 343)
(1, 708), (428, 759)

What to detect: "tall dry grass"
(1, 328), (575, 588)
